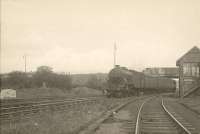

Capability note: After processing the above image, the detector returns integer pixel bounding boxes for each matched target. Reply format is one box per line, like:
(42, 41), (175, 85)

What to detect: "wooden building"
(176, 46), (200, 97)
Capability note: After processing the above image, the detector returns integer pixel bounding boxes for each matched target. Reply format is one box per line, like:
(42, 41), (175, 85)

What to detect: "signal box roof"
(176, 46), (200, 66)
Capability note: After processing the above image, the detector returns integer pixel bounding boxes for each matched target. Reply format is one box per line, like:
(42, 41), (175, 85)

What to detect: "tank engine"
(107, 66), (176, 97)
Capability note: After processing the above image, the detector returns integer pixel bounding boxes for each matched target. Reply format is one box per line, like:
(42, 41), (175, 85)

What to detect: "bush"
(1, 66), (72, 91)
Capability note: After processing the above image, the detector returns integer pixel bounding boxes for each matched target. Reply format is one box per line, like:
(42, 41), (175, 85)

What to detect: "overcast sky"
(1, 0), (200, 74)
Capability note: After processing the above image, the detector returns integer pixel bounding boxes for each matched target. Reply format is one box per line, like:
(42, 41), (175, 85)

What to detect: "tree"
(36, 66), (53, 73)
(1, 65), (72, 91)
(86, 75), (105, 90)
(33, 66), (72, 90)
(52, 74), (72, 90)
(2, 71), (30, 89)
(34, 66), (53, 87)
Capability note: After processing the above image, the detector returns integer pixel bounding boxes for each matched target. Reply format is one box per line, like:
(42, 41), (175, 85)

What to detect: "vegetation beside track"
(1, 65), (107, 99)
(0, 97), (131, 134)
(14, 86), (102, 99)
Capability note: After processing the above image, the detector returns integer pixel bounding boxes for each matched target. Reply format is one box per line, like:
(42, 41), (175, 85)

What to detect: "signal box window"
(183, 63), (199, 77)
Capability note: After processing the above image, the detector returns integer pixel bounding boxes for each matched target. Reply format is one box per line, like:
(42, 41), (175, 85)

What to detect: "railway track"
(0, 96), (103, 123)
(78, 96), (140, 134)
(1, 95), (198, 134)
(136, 97), (198, 134)
(1, 95), (103, 106)
(78, 96), (198, 134)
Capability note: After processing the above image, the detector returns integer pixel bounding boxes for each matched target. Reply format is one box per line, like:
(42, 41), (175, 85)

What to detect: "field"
(1, 98), (129, 134)
(15, 87), (102, 99)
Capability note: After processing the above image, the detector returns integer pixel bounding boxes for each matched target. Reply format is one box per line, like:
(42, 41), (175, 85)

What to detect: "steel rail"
(135, 98), (153, 134)
(161, 99), (192, 134)
(0, 97), (102, 120)
(1, 98), (99, 111)
(1, 96), (101, 110)
(0, 99), (97, 116)
(1, 95), (103, 106)
(78, 96), (148, 134)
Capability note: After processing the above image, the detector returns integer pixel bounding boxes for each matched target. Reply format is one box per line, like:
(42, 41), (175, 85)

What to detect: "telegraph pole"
(114, 42), (117, 67)
(23, 54), (27, 73)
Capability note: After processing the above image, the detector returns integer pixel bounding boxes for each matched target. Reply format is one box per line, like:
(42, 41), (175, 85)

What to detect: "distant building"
(176, 46), (200, 97)
(143, 67), (178, 78)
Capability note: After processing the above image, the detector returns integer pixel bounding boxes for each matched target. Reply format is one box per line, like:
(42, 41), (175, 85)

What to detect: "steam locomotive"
(107, 65), (176, 97)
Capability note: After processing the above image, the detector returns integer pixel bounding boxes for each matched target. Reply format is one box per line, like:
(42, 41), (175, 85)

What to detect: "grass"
(1, 98), (128, 134)
(16, 87), (102, 99)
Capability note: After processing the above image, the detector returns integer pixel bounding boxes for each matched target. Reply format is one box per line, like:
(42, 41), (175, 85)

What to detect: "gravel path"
(179, 97), (200, 115)
(165, 98), (200, 133)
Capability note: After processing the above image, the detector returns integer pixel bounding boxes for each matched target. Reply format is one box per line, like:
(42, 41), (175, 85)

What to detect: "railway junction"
(0, 46), (200, 134)
(80, 96), (200, 134)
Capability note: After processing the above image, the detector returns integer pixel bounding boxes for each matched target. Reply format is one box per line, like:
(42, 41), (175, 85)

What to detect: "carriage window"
(183, 63), (199, 77)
